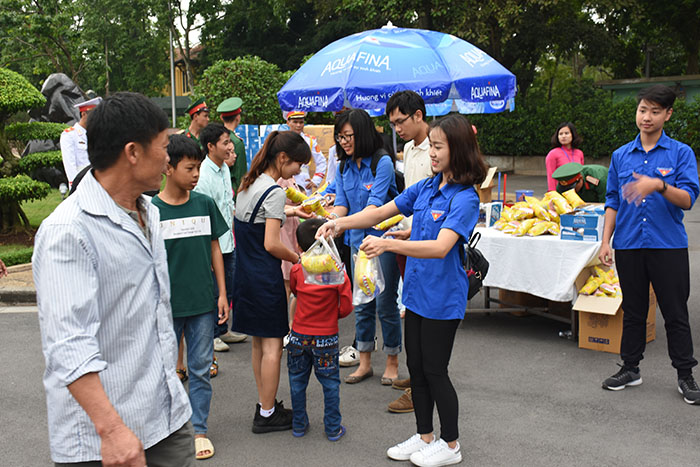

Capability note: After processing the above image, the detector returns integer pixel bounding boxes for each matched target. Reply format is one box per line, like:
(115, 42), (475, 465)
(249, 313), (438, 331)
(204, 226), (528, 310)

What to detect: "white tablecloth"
(474, 227), (601, 302)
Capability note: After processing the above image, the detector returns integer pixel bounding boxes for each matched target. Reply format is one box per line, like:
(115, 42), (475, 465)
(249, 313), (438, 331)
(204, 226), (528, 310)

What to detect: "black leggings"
(405, 309), (461, 442)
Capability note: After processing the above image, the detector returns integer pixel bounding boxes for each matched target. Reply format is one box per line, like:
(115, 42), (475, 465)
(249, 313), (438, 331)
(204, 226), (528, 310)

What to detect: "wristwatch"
(658, 180), (668, 194)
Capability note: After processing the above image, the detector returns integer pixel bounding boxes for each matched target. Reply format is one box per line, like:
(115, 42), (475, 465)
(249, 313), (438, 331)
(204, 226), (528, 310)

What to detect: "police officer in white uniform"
(283, 111), (327, 194)
(60, 97), (102, 186)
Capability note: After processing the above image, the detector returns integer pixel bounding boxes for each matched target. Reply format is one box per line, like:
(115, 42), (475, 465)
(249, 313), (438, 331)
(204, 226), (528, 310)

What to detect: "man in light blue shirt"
(194, 123), (246, 350)
(33, 92), (194, 465)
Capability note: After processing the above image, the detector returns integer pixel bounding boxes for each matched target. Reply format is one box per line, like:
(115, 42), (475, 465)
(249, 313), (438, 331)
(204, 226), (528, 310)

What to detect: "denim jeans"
(286, 332), (341, 436)
(350, 247), (401, 354)
(173, 311), (216, 434)
(212, 250), (235, 338)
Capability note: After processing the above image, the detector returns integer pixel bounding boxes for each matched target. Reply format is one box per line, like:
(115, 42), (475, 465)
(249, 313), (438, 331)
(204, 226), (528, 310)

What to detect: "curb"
(7, 263), (32, 273)
(0, 288), (37, 305)
(1, 263), (36, 304)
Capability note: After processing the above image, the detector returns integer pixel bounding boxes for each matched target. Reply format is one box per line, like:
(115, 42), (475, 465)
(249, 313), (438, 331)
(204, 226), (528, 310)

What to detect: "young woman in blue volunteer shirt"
(328, 109), (402, 385)
(233, 130), (313, 433)
(318, 114), (486, 467)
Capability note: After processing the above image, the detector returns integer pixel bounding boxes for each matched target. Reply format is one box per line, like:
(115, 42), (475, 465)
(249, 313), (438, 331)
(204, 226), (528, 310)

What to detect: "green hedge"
(0, 68), (45, 116)
(0, 247), (33, 267)
(6, 122), (68, 142)
(469, 81), (700, 159)
(0, 175), (51, 202)
(16, 150), (63, 174)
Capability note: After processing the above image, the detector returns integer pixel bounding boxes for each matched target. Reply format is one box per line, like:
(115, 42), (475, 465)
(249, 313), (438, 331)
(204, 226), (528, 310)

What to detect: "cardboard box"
(560, 209), (604, 242)
(574, 266), (656, 354)
(304, 125), (336, 155)
(478, 201), (502, 227)
(477, 167), (497, 203)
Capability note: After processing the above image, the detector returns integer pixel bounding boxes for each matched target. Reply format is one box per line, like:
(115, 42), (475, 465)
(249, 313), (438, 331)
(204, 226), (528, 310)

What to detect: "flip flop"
(176, 369), (188, 383)
(195, 437), (215, 460)
(210, 356), (218, 378)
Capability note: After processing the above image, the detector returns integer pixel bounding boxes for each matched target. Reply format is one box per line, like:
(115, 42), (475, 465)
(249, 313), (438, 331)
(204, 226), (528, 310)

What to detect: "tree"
(0, 68), (63, 232)
(199, 0), (366, 72)
(194, 56), (289, 124)
(0, 0), (169, 95)
(162, 0), (222, 94)
(0, 0), (90, 86)
(82, 0), (170, 95)
(584, 0), (700, 78)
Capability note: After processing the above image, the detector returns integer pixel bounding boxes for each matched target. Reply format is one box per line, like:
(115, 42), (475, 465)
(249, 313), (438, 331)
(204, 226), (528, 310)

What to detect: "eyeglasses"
(389, 111), (416, 129)
(335, 133), (354, 143)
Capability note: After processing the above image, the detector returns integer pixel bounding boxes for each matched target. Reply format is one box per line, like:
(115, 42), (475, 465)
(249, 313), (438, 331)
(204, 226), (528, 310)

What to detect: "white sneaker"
(220, 331), (248, 343)
(213, 337), (230, 352)
(410, 439), (462, 466)
(339, 345), (360, 367)
(387, 433), (434, 461)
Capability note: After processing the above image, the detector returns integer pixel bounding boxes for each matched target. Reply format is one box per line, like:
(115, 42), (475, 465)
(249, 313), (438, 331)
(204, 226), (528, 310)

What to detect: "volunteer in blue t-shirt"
(599, 84), (700, 405)
(328, 109), (401, 386)
(318, 114), (485, 467)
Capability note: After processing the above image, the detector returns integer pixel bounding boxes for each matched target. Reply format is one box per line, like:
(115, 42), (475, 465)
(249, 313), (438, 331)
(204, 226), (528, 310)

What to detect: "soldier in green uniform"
(185, 97), (210, 149)
(217, 97), (247, 196)
(552, 162), (608, 203)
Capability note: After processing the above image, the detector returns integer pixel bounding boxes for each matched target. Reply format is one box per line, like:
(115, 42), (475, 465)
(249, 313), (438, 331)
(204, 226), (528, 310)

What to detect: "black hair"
(333, 109), (384, 162)
(385, 90), (427, 122)
(86, 92), (169, 170)
(199, 123), (229, 155)
(167, 134), (204, 168)
(637, 84), (676, 109)
(221, 113), (240, 124)
(429, 115), (487, 186)
(550, 122), (582, 149)
(239, 130), (311, 192)
(296, 218), (328, 251)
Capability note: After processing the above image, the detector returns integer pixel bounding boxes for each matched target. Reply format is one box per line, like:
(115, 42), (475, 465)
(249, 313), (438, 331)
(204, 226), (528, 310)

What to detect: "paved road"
(3, 174), (700, 466)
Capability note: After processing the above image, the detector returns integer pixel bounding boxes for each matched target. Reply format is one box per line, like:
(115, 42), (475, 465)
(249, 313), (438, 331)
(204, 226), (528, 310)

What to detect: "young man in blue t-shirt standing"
(599, 85), (700, 404)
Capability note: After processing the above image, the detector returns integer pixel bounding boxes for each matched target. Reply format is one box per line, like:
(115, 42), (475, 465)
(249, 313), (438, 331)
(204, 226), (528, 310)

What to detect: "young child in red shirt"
(287, 218), (353, 441)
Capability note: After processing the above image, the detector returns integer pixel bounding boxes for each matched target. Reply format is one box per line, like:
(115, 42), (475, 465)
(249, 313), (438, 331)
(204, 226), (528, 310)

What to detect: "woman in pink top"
(545, 122), (584, 191)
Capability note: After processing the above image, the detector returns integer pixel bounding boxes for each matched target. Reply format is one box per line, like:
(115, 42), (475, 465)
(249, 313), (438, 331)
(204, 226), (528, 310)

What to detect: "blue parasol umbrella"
(277, 23), (517, 116)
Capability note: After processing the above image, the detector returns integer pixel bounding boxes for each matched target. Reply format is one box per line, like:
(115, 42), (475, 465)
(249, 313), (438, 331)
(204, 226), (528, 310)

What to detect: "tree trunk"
(184, 32), (194, 94)
(105, 40), (110, 96)
(0, 201), (27, 233)
(0, 124), (18, 177)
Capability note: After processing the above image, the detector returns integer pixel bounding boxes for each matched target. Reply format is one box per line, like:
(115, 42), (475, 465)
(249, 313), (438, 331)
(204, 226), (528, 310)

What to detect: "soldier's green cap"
(552, 162), (583, 181)
(185, 97), (209, 116)
(217, 97), (243, 116)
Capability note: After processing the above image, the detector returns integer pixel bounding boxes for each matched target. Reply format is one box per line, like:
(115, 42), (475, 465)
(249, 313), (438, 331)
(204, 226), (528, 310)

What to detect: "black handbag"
(448, 187), (490, 299)
(462, 231), (489, 300)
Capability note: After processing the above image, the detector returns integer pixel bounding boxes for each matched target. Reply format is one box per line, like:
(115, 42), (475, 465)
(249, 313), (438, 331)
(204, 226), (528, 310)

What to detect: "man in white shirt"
(60, 97), (102, 187)
(34, 92), (194, 466)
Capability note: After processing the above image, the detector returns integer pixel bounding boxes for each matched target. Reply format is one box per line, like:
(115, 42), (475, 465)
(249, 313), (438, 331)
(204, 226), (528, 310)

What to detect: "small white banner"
(160, 216), (211, 240)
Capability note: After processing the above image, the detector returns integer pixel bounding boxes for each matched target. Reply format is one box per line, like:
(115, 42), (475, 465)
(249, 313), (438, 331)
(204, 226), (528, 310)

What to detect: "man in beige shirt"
(387, 91), (432, 189)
